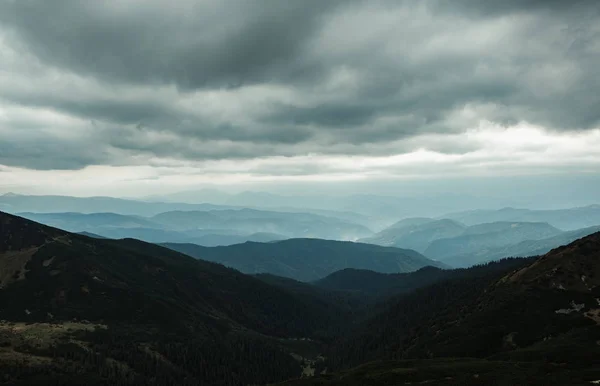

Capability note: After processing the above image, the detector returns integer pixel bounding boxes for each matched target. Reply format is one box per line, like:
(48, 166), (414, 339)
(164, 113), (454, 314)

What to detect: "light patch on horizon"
(1, 124), (599, 196)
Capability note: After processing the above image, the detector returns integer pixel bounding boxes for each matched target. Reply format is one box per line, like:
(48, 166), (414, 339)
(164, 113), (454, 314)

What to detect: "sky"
(0, 0), (599, 200)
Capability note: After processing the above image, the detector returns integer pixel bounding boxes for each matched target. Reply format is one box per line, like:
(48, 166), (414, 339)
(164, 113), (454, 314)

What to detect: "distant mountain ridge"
(424, 221), (563, 260)
(0, 193), (234, 216)
(16, 209), (373, 246)
(443, 225), (600, 267)
(0, 192), (377, 229)
(443, 205), (600, 230)
(361, 217), (595, 268)
(18, 212), (162, 231)
(152, 209), (372, 240)
(359, 218), (466, 252)
(162, 239), (446, 282)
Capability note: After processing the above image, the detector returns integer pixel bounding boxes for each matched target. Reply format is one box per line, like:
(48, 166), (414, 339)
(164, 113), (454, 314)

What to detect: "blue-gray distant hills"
(17, 208), (373, 246)
(423, 221), (563, 260)
(162, 239), (447, 282)
(359, 218), (466, 252)
(360, 216), (600, 267)
(442, 205), (600, 231)
(151, 209), (372, 240)
(441, 225), (600, 267)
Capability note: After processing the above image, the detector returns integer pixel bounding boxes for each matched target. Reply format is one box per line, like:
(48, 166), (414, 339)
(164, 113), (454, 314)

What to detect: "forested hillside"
(0, 211), (347, 385)
(286, 232), (600, 385)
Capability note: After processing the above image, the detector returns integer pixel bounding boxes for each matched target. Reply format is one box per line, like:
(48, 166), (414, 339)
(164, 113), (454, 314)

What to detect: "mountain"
(314, 266), (449, 297)
(86, 226), (209, 243)
(15, 211), (203, 244)
(0, 192), (378, 231)
(386, 217), (438, 229)
(361, 219), (564, 266)
(162, 239), (446, 282)
(424, 221), (563, 261)
(81, 226), (286, 247)
(0, 211), (349, 385)
(443, 225), (600, 267)
(190, 232), (287, 247)
(307, 232), (600, 385)
(76, 231), (108, 239)
(151, 209), (373, 240)
(313, 260), (528, 298)
(149, 190), (499, 220)
(17, 212), (164, 232)
(15, 212), (231, 244)
(0, 193), (235, 216)
(443, 205), (600, 231)
(359, 218), (466, 252)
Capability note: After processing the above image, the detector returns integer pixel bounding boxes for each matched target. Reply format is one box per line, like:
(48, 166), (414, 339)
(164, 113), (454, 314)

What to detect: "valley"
(2, 1), (599, 383)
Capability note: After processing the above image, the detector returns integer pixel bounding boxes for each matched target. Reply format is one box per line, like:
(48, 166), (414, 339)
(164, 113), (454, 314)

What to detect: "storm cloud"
(0, 0), (599, 182)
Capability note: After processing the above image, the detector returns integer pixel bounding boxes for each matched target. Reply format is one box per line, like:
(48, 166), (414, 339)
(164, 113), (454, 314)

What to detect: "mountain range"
(361, 217), (600, 267)
(443, 205), (600, 231)
(1, 209), (600, 384)
(423, 221), (563, 259)
(151, 209), (372, 240)
(7, 194), (600, 270)
(442, 225), (600, 267)
(17, 208), (372, 247)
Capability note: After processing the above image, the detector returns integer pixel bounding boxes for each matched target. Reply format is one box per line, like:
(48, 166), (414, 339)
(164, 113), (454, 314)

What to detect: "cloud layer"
(0, 0), (599, 191)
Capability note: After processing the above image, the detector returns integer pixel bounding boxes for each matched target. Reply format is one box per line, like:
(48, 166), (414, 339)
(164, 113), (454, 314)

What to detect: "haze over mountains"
(361, 215), (600, 267)
(444, 205), (600, 231)
(16, 207), (372, 246)
(4, 193), (600, 272)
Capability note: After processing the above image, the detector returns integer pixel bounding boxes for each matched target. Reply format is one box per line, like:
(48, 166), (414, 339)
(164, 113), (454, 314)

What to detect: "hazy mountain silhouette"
(162, 239), (446, 282)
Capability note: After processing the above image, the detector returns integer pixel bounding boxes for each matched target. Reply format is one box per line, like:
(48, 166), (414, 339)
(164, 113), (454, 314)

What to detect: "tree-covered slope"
(325, 232), (600, 376)
(0, 211), (349, 385)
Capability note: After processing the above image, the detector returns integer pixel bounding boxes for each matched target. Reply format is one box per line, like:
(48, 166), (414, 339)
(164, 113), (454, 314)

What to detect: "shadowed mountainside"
(0, 211), (354, 385)
(301, 232), (600, 385)
(161, 239), (447, 282)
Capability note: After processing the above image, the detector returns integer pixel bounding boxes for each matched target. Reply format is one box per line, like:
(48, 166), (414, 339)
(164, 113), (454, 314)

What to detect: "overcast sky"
(0, 0), (599, 198)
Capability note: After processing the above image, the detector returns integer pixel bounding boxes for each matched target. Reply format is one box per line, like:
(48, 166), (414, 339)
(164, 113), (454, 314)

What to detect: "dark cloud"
(0, 0), (346, 88)
(0, 0), (599, 172)
(0, 136), (110, 170)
